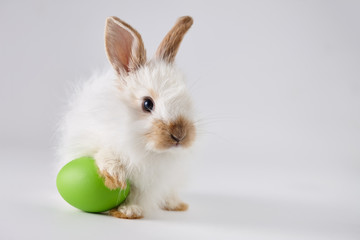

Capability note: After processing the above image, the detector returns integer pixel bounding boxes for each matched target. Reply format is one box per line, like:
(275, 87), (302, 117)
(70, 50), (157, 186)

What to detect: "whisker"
(188, 78), (200, 91)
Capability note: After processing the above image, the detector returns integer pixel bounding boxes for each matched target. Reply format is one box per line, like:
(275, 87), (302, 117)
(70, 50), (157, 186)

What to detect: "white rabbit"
(57, 16), (196, 219)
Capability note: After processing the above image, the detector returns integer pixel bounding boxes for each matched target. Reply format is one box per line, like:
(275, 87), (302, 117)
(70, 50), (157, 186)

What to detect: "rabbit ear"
(155, 16), (193, 63)
(105, 17), (146, 74)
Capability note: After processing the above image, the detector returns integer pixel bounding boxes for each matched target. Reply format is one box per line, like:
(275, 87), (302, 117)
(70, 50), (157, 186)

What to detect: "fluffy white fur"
(57, 61), (196, 217)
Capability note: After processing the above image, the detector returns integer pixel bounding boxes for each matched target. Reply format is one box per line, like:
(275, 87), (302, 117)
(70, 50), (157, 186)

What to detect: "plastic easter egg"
(56, 157), (130, 212)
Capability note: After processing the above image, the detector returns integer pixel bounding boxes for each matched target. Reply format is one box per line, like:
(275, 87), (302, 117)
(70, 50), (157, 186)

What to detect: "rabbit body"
(58, 16), (196, 218)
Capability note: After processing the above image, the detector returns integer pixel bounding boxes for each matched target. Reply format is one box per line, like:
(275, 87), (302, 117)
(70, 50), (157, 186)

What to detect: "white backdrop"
(0, 1), (359, 239)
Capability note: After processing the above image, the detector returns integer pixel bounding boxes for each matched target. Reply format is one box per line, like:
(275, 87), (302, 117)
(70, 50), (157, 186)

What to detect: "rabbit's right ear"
(105, 17), (146, 74)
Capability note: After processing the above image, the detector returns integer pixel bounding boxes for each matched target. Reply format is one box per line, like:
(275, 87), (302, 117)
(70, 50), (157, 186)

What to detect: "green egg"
(56, 157), (130, 213)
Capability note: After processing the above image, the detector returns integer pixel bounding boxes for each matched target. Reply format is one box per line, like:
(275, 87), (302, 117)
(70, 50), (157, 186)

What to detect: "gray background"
(1, 0), (359, 239)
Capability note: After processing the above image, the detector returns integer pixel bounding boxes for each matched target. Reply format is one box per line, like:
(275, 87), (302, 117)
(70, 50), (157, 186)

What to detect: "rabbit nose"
(167, 116), (195, 147)
(170, 134), (181, 143)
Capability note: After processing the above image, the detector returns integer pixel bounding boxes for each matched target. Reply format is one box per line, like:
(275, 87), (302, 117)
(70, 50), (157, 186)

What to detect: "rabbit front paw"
(99, 170), (127, 190)
(109, 204), (143, 219)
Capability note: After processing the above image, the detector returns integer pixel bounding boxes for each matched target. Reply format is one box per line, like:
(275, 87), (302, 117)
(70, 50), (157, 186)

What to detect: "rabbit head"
(105, 16), (196, 153)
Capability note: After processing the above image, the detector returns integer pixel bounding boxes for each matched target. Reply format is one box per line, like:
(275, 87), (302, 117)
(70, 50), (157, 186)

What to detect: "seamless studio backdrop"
(0, 1), (359, 239)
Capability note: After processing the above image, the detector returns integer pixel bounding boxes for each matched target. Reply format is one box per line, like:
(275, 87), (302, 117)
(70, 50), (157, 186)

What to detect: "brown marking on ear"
(155, 16), (193, 63)
(146, 116), (196, 150)
(99, 170), (127, 190)
(109, 208), (144, 219)
(162, 202), (189, 211)
(105, 16), (146, 73)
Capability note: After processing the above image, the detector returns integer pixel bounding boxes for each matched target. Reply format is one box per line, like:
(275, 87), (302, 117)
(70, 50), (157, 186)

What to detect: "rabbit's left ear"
(105, 17), (146, 74)
(155, 16), (193, 63)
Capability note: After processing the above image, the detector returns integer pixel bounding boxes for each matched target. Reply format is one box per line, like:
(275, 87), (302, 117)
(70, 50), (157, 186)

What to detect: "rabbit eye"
(142, 97), (154, 113)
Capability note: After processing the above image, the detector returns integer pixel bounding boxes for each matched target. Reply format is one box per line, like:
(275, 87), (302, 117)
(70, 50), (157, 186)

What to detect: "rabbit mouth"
(145, 116), (196, 151)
